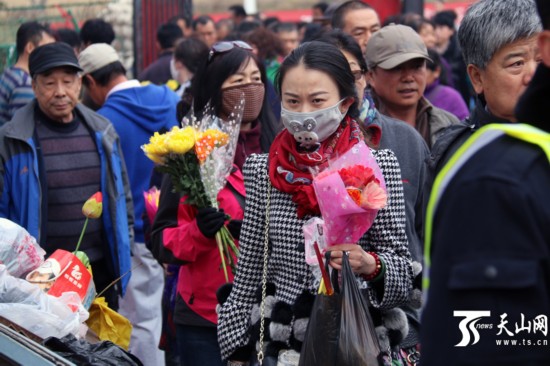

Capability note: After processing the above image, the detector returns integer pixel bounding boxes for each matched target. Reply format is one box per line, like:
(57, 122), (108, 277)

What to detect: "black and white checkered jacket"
(217, 150), (413, 360)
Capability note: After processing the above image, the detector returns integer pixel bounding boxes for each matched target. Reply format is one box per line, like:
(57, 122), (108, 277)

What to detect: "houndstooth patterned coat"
(217, 150), (413, 360)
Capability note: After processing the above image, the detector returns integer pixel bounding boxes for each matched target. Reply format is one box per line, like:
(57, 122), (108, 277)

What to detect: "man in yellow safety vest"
(421, 0), (550, 364)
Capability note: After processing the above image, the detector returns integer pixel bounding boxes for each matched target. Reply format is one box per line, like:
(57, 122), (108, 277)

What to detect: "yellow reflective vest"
(424, 123), (550, 292)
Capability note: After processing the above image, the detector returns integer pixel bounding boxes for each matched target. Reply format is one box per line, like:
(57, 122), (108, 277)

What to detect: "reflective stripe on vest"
(423, 123), (550, 293)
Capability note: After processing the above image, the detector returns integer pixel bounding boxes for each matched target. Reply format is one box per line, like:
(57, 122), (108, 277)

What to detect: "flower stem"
(95, 261), (144, 299)
(222, 227), (240, 258)
(216, 231), (229, 283)
(75, 217), (89, 253)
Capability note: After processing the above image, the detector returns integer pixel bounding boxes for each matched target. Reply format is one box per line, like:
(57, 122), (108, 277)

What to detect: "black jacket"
(428, 96), (512, 175)
(421, 65), (550, 365)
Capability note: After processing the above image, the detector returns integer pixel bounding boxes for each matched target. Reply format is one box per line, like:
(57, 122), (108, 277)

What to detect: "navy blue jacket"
(421, 65), (550, 365)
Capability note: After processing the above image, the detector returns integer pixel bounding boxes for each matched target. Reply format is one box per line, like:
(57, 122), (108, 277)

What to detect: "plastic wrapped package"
(299, 253), (381, 366)
(0, 265), (88, 340)
(0, 218), (45, 277)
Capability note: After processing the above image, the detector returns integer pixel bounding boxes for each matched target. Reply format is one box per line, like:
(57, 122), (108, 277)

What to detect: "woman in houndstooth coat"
(218, 41), (413, 365)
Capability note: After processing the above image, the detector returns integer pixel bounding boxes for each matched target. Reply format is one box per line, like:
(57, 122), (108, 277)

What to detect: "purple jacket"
(425, 80), (470, 121)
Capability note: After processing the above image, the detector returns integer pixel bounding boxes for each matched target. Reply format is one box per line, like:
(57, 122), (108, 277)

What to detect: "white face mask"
(281, 99), (346, 148)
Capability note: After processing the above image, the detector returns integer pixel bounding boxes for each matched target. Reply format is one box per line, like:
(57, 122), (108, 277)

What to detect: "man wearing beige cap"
(366, 24), (459, 148)
(79, 43), (179, 366)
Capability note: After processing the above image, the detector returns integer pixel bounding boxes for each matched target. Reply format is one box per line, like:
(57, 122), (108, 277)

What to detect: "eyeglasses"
(208, 41), (253, 62)
(351, 69), (365, 81)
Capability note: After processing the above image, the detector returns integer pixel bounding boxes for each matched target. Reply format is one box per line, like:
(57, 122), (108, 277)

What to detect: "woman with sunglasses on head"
(217, 41), (413, 366)
(151, 40), (279, 366)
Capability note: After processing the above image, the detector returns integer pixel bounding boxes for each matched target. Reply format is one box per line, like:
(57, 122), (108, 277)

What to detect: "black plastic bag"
(43, 334), (144, 366)
(299, 252), (381, 366)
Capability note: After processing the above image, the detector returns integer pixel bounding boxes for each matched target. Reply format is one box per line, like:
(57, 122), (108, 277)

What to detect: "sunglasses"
(208, 41), (253, 62)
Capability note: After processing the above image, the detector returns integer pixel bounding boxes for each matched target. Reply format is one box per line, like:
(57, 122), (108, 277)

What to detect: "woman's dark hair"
(426, 48), (441, 71)
(276, 41), (359, 118)
(315, 29), (366, 72)
(191, 45), (279, 151)
(174, 37), (209, 74)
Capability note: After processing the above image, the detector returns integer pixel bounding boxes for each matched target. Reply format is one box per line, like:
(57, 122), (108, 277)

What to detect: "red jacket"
(157, 169), (245, 324)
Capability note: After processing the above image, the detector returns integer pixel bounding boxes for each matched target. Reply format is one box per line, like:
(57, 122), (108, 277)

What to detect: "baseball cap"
(365, 24), (431, 70)
(29, 42), (83, 78)
(78, 43), (120, 75)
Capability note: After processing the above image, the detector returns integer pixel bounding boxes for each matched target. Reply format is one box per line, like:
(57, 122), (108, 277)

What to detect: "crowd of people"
(0, 0), (549, 365)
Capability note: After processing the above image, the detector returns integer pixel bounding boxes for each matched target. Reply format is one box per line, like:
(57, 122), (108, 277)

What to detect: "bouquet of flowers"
(142, 101), (244, 281)
(304, 141), (387, 265)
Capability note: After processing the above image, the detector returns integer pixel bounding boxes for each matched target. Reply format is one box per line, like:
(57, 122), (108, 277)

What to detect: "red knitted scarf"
(268, 116), (363, 218)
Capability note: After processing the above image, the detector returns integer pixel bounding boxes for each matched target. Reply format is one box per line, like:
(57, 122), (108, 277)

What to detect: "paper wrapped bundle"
(26, 249), (96, 310)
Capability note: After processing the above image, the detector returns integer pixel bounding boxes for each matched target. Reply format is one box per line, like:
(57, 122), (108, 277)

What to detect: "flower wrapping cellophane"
(183, 97), (244, 209)
(304, 141), (386, 260)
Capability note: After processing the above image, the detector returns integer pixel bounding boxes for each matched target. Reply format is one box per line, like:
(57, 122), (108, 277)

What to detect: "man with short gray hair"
(429, 0), (541, 174)
(421, 0), (550, 364)
(459, 0), (541, 124)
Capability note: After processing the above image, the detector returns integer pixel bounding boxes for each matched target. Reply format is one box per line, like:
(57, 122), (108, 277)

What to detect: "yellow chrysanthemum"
(166, 79), (179, 91)
(143, 131), (169, 156)
(144, 151), (165, 165)
(165, 126), (196, 154)
(195, 129), (229, 162)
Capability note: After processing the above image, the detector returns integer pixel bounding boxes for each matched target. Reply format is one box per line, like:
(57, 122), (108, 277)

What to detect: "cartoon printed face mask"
(281, 99), (346, 148)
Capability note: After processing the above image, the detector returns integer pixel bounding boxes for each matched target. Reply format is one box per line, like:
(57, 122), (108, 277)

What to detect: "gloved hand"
(227, 220), (242, 240)
(196, 207), (226, 238)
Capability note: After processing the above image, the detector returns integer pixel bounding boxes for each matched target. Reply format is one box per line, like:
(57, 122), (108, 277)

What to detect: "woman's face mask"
(221, 83), (265, 123)
(281, 99), (347, 148)
(170, 59), (192, 85)
(170, 59), (180, 82)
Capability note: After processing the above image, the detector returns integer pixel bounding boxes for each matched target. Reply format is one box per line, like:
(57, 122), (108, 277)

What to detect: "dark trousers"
(176, 324), (224, 366)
